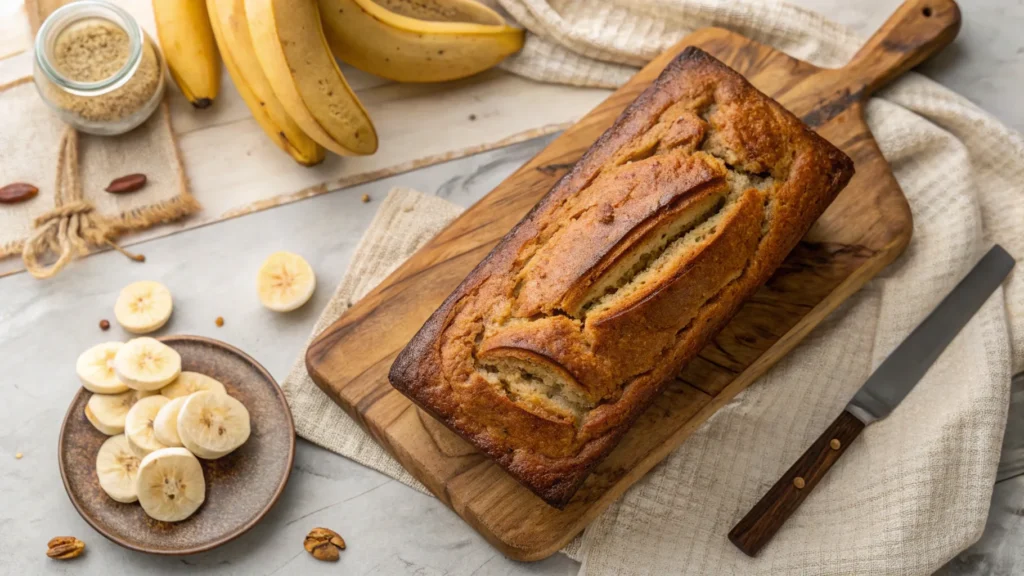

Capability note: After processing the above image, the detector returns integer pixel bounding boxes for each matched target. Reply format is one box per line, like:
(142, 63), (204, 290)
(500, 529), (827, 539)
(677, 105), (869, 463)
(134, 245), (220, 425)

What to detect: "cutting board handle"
(843, 0), (961, 99)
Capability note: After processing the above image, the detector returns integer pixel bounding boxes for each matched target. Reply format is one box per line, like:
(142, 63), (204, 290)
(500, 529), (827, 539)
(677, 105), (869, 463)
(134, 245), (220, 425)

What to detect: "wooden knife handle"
(728, 410), (866, 557)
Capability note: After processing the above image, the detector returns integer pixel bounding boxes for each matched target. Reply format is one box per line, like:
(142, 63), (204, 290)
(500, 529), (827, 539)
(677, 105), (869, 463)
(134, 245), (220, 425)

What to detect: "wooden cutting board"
(306, 0), (960, 561)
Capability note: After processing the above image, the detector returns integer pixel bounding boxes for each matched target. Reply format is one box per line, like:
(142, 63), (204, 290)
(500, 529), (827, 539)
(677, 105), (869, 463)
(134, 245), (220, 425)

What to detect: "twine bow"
(21, 128), (142, 279)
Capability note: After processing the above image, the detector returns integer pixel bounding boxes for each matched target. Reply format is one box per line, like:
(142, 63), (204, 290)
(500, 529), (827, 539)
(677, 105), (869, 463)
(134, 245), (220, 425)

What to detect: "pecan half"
(304, 527), (345, 562)
(46, 536), (85, 560)
(0, 182), (39, 204)
(105, 173), (147, 194)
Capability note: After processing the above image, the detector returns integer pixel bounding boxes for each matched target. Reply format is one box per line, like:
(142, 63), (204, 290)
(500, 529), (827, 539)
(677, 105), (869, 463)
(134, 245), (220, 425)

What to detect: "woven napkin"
(0, 2), (199, 278)
(284, 3), (1023, 575)
(494, 1), (1022, 574)
(282, 187), (460, 493)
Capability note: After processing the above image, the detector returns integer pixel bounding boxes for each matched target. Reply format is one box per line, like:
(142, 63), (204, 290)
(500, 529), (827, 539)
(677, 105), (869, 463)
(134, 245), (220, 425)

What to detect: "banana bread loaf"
(390, 47), (855, 508)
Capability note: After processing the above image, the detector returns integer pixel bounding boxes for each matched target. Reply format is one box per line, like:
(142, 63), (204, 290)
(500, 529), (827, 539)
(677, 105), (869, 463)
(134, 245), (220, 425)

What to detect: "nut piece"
(360, 193), (370, 203)
(0, 182), (39, 204)
(304, 527), (345, 562)
(46, 536), (85, 560)
(105, 173), (147, 194)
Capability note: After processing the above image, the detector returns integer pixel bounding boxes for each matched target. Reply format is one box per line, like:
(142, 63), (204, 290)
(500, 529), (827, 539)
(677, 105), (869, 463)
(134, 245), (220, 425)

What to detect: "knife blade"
(728, 244), (1015, 557)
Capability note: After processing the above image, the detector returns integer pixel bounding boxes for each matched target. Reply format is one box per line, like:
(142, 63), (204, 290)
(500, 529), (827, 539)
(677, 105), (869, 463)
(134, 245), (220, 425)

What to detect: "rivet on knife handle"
(728, 410), (865, 556)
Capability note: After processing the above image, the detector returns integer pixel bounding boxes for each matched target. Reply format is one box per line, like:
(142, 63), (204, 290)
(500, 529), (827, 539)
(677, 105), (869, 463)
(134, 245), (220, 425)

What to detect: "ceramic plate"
(58, 335), (295, 555)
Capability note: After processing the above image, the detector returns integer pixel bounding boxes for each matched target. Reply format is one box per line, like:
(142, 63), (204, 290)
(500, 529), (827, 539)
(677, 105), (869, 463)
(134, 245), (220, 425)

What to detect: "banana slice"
(85, 389), (157, 435)
(115, 337), (182, 391)
(114, 281), (174, 334)
(177, 391), (251, 459)
(153, 396), (187, 447)
(160, 372), (227, 399)
(95, 434), (142, 503)
(125, 395), (171, 458)
(256, 251), (316, 312)
(76, 342), (129, 394)
(136, 447), (206, 522)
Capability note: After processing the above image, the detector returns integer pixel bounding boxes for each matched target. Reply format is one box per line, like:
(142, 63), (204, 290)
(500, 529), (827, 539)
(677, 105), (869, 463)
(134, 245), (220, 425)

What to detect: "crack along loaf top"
(390, 46), (855, 508)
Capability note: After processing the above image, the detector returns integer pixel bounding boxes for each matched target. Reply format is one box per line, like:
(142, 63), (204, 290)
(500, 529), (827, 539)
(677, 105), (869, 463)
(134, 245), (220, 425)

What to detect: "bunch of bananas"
(151, 0), (524, 166)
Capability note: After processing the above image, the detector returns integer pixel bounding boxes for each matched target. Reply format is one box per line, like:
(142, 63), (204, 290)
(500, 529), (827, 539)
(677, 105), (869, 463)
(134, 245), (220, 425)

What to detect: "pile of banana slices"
(152, 0), (524, 166)
(74, 254), (316, 522)
(81, 338), (250, 522)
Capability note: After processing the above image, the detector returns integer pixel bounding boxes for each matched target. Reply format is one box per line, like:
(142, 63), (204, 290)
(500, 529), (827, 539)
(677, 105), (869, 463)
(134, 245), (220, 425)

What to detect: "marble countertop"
(1, 1), (1022, 574)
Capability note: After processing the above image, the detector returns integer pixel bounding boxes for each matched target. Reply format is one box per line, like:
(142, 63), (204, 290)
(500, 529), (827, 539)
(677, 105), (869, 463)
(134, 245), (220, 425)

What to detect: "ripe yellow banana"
(317, 0), (524, 83)
(207, 0), (325, 166)
(377, 0), (501, 22)
(246, 0), (378, 156)
(152, 0), (220, 108)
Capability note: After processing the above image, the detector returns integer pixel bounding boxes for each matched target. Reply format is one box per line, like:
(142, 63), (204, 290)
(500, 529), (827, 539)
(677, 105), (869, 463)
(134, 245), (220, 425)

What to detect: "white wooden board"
(0, 0), (611, 276)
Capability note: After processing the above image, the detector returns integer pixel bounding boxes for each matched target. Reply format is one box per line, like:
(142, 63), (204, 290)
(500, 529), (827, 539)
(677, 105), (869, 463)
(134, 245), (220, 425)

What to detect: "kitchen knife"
(728, 244), (1016, 557)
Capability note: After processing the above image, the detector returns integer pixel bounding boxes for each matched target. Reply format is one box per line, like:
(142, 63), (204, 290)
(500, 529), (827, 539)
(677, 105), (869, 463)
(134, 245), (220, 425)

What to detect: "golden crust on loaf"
(389, 47), (854, 507)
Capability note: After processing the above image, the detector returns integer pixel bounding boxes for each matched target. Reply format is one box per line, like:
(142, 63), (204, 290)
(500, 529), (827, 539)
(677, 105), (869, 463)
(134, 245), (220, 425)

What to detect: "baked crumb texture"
(390, 47), (854, 508)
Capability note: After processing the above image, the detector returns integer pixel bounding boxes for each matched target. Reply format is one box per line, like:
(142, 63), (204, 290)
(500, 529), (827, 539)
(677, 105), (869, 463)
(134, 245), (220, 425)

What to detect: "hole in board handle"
(922, 6), (933, 17)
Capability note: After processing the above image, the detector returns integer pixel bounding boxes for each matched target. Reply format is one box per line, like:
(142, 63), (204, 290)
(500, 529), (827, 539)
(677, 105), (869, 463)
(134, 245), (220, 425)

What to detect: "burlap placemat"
(0, 0), (198, 278)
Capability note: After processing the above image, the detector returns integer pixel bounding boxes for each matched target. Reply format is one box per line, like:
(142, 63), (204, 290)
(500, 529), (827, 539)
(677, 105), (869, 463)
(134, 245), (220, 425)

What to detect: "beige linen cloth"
(283, 1), (1024, 574)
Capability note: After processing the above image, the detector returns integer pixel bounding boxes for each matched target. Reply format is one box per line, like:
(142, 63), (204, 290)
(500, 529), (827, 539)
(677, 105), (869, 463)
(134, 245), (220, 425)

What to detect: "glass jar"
(33, 0), (165, 136)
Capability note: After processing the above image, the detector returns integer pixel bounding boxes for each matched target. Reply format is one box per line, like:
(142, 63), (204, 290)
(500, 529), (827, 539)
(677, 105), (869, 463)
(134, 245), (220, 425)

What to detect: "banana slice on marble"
(114, 337), (181, 391)
(96, 434), (142, 503)
(136, 447), (206, 522)
(177, 390), (251, 459)
(85, 389), (157, 436)
(125, 395), (171, 458)
(114, 281), (173, 334)
(153, 396), (187, 447)
(160, 372), (227, 399)
(76, 342), (129, 394)
(256, 251), (316, 312)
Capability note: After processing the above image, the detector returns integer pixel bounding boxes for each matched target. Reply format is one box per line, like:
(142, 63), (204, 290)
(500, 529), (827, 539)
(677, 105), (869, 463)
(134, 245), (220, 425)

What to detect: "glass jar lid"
(34, 0), (144, 97)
